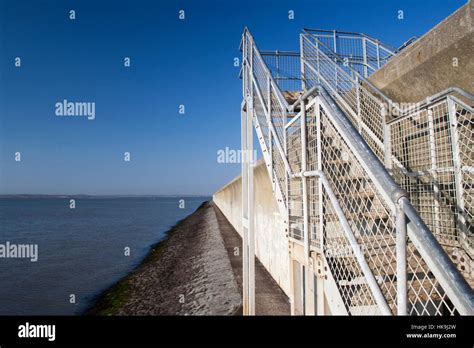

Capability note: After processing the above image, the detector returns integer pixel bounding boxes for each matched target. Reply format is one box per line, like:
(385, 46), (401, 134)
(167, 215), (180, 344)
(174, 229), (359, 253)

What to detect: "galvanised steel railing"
(241, 27), (474, 315)
(303, 29), (397, 79)
(260, 51), (302, 92)
(301, 31), (474, 293)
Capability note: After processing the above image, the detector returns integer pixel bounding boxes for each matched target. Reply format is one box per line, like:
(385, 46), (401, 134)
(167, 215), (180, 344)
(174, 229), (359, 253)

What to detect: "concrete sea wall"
(368, 1), (474, 102)
(213, 159), (290, 296)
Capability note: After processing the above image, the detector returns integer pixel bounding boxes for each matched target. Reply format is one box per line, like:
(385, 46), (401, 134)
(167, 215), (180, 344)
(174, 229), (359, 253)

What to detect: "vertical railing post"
(241, 36), (249, 316)
(362, 37), (368, 78)
(333, 30), (338, 91)
(316, 40), (321, 84)
(267, 76), (273, 188)
(275, 50), (280, 83)
(248, 43), (256, 316)
(447, 98), (467, 242)
(427, 108), (441, 236)
(382, 104), (392, 169)
(316, 98), (325, 315)
(241, 104), (249, 315)
(300, 34), (306, 92)
(376, 41), (381, 69)
(247, 97), (255, 317)
(284, 107), (289, 217)
(301, 100), (309, 261)
(241, 39), (256, 316)
(300, 98), (310, 315)
(355, 75), (362, 132)
(396, 203), (407, 315)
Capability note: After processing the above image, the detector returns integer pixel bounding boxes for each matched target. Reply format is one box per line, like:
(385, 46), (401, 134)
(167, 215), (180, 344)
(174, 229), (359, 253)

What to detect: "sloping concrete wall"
(368, 1), (474, 102)
(213, 159), (290, 296)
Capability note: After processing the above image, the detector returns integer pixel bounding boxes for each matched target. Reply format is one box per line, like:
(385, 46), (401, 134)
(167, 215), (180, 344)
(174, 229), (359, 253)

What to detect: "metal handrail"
(301, 32), (474, 117)
(318, 86), (474, 315)
(303, 28), (398, 53)
(295, 169), (392, 315)
(242, 28), (474, 315)
(303, 29), (474, 311)
(247, 39), (394, 312)
(243, 28), (291, 111)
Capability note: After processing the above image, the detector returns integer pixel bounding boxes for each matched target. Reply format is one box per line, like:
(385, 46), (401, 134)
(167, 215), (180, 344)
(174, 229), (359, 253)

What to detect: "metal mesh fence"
(390, 98), (473, 287)
(319, 102), (460, 315)
(243, 28), (471, 315)
(319, 104), (398, 314)
(303, 29), (396, 78)
(301, 34), (386, 162)
(262, 51), (302, 92)
(302, 31), (473, 291)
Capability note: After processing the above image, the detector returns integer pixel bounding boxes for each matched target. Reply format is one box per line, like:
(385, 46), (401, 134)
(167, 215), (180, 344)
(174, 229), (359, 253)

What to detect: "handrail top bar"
(260, 50), (300, 56)
(289, 86), (319, 112)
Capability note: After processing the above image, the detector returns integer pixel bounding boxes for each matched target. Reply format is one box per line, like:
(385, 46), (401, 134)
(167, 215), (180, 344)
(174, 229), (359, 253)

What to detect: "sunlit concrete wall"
(213, 159), (290, 296)
(368, 1), (474, 102)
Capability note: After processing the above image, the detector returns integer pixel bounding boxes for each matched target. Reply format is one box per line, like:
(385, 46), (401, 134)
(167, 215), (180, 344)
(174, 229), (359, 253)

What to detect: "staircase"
(240, 28), (474, 315)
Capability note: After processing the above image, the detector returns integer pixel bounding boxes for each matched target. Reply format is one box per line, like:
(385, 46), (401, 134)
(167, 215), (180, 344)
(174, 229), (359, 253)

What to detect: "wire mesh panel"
(390, 104), (457, 245)
(288, 176), (304, 241)
(406, 242), (458, 315)
(322, 186), (381, 315)
(302, 34), (386, 162)
(243, 30), (292, 212)
(453, 99), (473, 254)
(252, 46), (269, 108)
(307, 104), (322, 249)
(287, 115), (303, 241)
(303, 29), (396, 78)
(270, 90), (286, 147)
(286, 118), (302, 174)
(262, 51), (302, 92)
(390, 98), (474, 287)
(243, 28), (472, 316)
(271, 129), (287, 207)
(302, 30), (474, 295)
(253, 93), (269, 150)
(318, 101), (464, 315)
(319, 104), (398, 314)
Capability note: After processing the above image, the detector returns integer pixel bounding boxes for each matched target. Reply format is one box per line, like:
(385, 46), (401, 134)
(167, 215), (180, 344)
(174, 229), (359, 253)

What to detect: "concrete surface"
(91, 202), (242, 315)
(213, 202), (290, 315)
(213, 159), (291, 296)
(368, 1), (474, 102)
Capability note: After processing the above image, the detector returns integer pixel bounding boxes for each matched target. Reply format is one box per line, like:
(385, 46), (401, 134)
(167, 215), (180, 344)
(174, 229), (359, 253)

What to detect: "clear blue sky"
(0, 0), (466, 195)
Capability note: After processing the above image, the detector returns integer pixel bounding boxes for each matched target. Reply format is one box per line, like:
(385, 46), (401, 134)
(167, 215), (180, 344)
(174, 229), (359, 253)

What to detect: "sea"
(0, 196), (209, 315)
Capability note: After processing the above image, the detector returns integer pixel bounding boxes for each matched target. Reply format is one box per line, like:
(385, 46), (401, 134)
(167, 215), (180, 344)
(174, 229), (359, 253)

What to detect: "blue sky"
(0, 0), (466, 195)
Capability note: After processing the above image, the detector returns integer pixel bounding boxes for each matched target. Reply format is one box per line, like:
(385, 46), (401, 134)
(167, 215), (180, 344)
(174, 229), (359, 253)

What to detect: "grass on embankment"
(86, 201), (209, 316)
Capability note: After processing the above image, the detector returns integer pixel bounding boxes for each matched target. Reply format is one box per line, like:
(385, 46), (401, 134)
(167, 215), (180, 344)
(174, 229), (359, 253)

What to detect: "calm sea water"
(0, 197), (209, 315)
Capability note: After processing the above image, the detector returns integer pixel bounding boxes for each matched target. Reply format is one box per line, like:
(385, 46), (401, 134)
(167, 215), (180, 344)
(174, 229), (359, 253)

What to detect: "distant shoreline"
(0, 194), (211, 199)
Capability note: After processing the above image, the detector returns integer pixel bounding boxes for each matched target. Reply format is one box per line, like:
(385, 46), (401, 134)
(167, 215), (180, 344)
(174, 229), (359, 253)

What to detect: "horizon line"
(0, 194), (212, 198)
